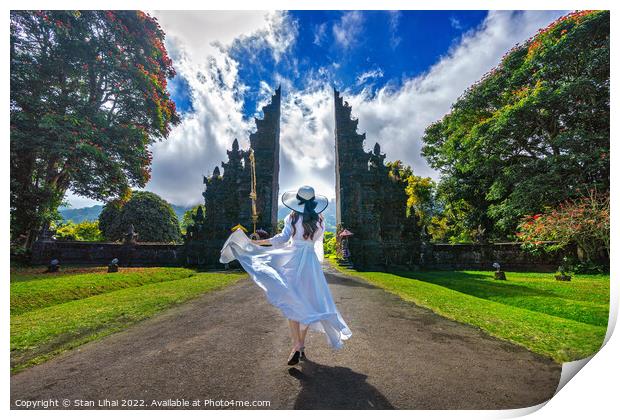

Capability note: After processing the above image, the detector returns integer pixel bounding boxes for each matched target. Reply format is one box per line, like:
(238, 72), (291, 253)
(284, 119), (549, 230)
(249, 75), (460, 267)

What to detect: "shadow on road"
(324, 272), (380, 290)
(288, 359), (394, 409)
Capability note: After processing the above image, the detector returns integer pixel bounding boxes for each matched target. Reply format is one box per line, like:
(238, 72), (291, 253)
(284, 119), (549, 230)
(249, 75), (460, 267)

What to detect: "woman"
(220, 185), (352, 365)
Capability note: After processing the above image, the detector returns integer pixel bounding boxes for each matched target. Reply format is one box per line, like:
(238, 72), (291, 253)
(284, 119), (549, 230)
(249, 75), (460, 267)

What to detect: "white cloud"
(229, 11), (298, 63)
(332, 11), (364, 49)
(150, 10), (270, 59)
(65, 10), (567, 208)
(147, 48), (253, 206)
(141, 11), (296, 207)
(313, 22), (327, 46)
(342, 10), (567, 181)
(356, 68), (384, 86)
(450, 16), (463, 30)
(278, 85), (336, 199)
(388, 11), (402, 49)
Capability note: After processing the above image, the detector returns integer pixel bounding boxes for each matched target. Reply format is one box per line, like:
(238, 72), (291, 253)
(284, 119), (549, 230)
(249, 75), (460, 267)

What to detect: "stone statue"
(493, 262), (506, 280)
(46, 258), (60, 273)
(124, 224), (138, 244)
(108, 258), (119, 273)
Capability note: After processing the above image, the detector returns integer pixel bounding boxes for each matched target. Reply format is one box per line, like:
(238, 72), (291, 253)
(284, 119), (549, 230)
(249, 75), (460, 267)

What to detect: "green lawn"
(11, 267), (246, 373)
(329, 258), (609, 363)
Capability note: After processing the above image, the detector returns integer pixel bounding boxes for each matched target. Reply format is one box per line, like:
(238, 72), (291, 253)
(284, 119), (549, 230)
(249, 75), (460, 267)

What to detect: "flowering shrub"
(517, 190), (609, 264)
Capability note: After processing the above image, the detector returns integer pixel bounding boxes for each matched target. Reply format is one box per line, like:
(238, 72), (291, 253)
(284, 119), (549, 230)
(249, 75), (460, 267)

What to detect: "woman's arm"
(254, 214), (293, 246)
(314, 219), (325, 262)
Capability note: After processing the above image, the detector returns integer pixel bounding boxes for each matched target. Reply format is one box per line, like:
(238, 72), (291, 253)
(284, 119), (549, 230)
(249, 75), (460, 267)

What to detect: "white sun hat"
(282, 185), (329, 214)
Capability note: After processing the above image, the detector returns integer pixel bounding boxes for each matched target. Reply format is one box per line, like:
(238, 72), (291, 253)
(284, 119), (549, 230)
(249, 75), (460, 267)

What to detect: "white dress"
(219, 213), (352, 349)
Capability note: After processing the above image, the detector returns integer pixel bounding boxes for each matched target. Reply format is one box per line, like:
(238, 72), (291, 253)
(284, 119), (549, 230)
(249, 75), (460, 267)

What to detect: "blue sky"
(66, 10), (565, 208)
(225, 10), (489, 117)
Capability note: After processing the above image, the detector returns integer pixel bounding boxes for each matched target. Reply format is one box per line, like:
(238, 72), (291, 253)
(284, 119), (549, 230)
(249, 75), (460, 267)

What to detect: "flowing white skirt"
(220, 229), (352, 349)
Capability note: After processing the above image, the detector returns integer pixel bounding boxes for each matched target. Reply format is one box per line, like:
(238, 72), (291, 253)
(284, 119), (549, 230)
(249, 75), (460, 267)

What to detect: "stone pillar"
(185, 86), (281, 267)
(333, 88), (419, 269)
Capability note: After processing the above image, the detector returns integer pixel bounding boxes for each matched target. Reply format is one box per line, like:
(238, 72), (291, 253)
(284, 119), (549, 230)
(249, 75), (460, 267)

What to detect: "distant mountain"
(171, 204), (193, 221)
(59, 204), (192, 223)
(58, 205), (104, 223)
(60, 201), (336, 232)
(277, 198), (336, 232)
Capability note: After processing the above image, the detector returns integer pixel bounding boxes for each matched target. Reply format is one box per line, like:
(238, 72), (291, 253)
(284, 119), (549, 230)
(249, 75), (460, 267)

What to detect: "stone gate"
(184, 86), (419, 269)
(184, 87), (281, 266)
(334, 89), (420, 269)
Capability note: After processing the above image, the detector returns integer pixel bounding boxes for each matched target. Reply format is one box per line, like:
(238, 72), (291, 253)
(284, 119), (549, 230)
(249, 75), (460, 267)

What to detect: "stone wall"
(30, 240), (184, 266)
(422, 242), (570, 272)
(29, 238), (567, 272)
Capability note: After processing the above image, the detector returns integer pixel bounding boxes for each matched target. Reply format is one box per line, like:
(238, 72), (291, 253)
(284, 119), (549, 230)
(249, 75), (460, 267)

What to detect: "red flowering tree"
(10, 10), (180, 247)
(517, 190), (610, 264)
(422, 11), (609, 241)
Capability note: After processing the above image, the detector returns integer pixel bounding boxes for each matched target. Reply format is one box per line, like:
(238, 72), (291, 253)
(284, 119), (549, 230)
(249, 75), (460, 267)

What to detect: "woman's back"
(290, 213), (324, 242)
(268, 212), (324, 246)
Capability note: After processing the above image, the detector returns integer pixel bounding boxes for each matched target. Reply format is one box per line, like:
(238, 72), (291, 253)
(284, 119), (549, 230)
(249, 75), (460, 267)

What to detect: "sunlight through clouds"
(144, 11), (295, 206)
(64, 10), (567, 207)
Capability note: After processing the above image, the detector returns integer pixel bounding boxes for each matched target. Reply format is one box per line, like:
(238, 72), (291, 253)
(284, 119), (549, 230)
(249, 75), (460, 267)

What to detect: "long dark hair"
(290, 209), (324, 240)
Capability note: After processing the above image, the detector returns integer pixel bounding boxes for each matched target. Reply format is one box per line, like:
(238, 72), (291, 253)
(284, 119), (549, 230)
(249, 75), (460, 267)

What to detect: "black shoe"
(287, 350), (301, 366)
(299, 346), (306, 361)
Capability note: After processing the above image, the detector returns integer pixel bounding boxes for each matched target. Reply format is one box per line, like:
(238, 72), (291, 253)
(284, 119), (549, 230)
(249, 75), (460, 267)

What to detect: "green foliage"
(331, 264), (609, 362)
(422, 11), (609, 241)
(53, 220), (103, 241)
(517, 190), (609, 265)
(10, 267), (245, 372)
(180, 205), (203, 234)
(10, 245), (32, 266)
(403, 174), (438, 238)
(97, 200), (124, 241)
(98, 191), (181, 242)
(323, 231), (337, 256)
(10, 11), (180, 246)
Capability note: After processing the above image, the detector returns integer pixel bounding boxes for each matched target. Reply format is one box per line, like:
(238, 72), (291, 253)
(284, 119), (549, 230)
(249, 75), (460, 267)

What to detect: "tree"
(323, 231), (337, 256)
(54, 220), (103, 241)
(99, 191), (181, 242)
(404, 173), (436, 238)
(10, 11), (180, 247)
(517, 189), (609, 265)
(180, 205), (203, 235)
(98, 199), (123, 241)
(422, 11), (609, 240)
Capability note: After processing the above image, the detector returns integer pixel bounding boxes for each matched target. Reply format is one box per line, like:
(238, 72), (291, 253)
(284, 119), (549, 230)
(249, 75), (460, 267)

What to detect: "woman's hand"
(252, 239), (269, 246)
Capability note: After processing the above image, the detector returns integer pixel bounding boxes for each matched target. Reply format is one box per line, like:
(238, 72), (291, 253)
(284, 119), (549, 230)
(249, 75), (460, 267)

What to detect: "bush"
(181, 205), (203, 235)
(517, 190), (609, 264)
(323, 231), (337, 256)
(54, 220), (103, 241)
(99, 191), (181, 243)
(10, 244), (31, 265)
(98, 200), (124, 241)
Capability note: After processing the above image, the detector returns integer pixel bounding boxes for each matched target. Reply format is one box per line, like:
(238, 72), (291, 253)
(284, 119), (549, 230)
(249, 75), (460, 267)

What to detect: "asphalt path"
(11, 265), (561, 409)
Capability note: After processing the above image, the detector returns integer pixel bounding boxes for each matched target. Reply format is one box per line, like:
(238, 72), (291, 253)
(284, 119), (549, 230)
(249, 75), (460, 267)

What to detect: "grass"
(11, 267), (246, 373)
(329, 257), (609, 363)
(11, 267), (205, 315)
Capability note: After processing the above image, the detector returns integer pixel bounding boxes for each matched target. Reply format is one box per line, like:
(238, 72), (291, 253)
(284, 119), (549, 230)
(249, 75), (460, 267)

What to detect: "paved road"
(11, 265), (561, 409)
